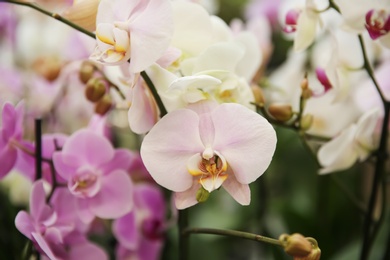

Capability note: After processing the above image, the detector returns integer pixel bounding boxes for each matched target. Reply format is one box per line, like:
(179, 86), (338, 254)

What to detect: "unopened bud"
(268, 104), (293, 122)
(85, 78), (106, 102)
(79, 61), (95, 84)
(32, 56), (61, 82)
(251, 84), (265, 107)
(279, 233), (312, 257)
(295, 237), (321, 260)
(300, 77), (312, 99)
(95, 94), (112, 115)
(300, 114), (313, 131)
(196, 186), (210, 203)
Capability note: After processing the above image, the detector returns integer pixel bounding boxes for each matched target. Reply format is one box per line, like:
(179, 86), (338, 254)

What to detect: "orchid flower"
(113, 183), (166, 260)
(0, 101), (24, 179)
(15, 181), (74, 259)
(335, 0), (390, 48)
(317, 108), (380, 174)
(282, 0), (322, 52)
(91, 0), (174, 73)
(53, 129), (134, 222)
(141, 101), (277, 209)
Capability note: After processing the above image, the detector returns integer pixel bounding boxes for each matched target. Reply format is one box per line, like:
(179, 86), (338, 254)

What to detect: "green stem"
(3, 0), (95, 39)
(178, 209), (189, 260)
(140, 71), (168, 118)
(358, 35), (386, 103)
(360, 101), (390, 260)
(183, 227), (283, 247)
(358, 31), (390, 260)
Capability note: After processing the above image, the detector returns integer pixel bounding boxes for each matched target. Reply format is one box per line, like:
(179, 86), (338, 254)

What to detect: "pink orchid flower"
(141, 101), (277, 209)
(113, 183), (166, 260)
(15, 181), (75, 259)
(91, 0), (174, 73)
(0, 101), (24, 179)
(53, 129), (134, 223)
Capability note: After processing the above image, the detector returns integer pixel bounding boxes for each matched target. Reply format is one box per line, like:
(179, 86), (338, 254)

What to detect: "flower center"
(69, 168), (101, 198)
(187, 149), (228, 193)
(95, 22), (131, 63)
(283, 9), (301, 33)
(365, 9), (390, 39)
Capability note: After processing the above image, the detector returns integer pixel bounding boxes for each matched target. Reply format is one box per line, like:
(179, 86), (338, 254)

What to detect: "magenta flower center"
(283, 9), (301, 33)
(365, 9), (390, 40)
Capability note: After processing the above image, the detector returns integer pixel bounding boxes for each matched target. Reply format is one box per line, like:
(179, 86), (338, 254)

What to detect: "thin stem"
(178, 209), (189, 260)
(358, 35), (386, 104)
(3, 0), (95, 39)
(360, 102), (390, 260)
(140, 71), (168, 118)
(35, 119), (43, 180)
(183, 227), (283, 247)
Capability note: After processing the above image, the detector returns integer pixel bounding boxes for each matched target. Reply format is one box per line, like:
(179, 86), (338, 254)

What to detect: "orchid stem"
(183, 227), (283, 247)
(35, 119), (43, 180)
(3, 0), (95, 38)
(358, 35), (386, 103)
(359, 33), (390, 259)
(179, 209), (189, 260)
(140, 71), (168, 118)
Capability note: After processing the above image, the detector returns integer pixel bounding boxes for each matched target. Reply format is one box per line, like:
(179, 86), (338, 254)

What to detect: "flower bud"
(251, 84), (265, 107)
(85, 78), (106, 102)
(268, 104), (293, 122)
(32, 56), (61, 82)
(279, 233), (312, 257)
(300, 77), (312, 99)
(79, 61), (95, 84)
(196, 186), (210, 203)
(300, 114), (313, 131)
(95, 94), (112, 116)
(296, 237), (321, 260)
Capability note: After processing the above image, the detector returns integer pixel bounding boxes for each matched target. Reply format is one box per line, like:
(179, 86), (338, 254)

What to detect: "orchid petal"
(355, 108), (380, 155)
(192, 42), (245, 74)
(76, 199), (95, 224)
(134, 183), (165, 217)
(318, 125), (359, 174)
(96, 23), (115, 45)
(234, 32), (262, 81)
(294, 9), (318, 52)
(174, 181), (200, 210)
(89, 170), (133, 219)
(0, 145), (17, 179)
(14, 211), (34, 239)
(171, 1), (213, 56)
(99, 149), (133, 174)
(211, 103), (277, 184)
(140, 109), (204, 192)
(113, 212), (138, 250)
(128, 0), (173, 73)
(68, 241), (108, 260)
(222, 171), (251, 205)
(128, 79), (157, 134)
(61, 129), (115, 167)
(31, 232), (59, 260)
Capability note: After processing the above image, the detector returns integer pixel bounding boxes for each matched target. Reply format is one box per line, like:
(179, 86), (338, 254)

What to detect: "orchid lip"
(69, 167), (102, 198)
(365, 9), (390, 40)
(187, 150), (228, 193)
